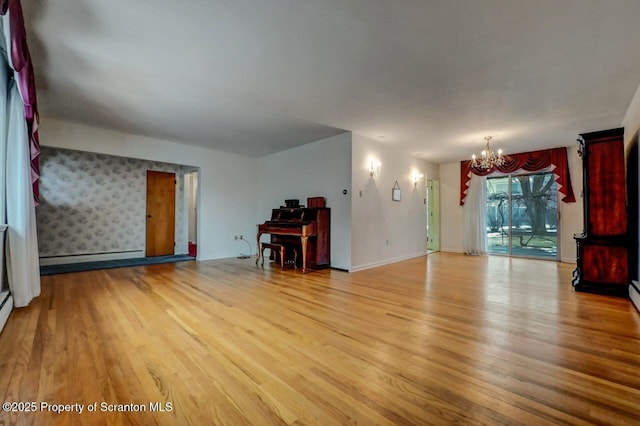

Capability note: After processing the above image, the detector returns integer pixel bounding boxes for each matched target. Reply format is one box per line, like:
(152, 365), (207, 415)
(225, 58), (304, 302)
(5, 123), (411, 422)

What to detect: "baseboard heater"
(0, 291), (12, 334)
(630, 281), (640, 313)
(39, 250), (146, 266)
(0, 225), (10, 334)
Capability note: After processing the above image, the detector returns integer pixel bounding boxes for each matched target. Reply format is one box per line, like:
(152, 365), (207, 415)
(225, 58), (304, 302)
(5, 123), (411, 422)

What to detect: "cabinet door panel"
(581, 244), (628, 285)
(586, 141), (626, 236)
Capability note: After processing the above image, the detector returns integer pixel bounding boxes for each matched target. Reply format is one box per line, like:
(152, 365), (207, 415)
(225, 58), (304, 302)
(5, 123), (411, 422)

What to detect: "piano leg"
(301, 236), (308, 273)
(255, 232), (262, 265)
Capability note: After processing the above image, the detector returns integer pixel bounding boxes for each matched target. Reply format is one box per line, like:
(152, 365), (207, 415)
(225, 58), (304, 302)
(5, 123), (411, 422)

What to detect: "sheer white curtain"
(0, 52), (6, 227)
(463, 173), (488, 255)
(0, 52), (6, 302)
(0, 3), (42, 309)
(5, 79), (40, 307)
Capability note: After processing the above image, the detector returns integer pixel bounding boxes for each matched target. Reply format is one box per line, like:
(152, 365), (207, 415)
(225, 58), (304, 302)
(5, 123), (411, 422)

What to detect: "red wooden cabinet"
(572, 127), (629, 296)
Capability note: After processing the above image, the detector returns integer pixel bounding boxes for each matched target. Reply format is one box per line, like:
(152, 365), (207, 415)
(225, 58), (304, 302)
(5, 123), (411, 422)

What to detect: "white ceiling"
(22, 0), (640, 163)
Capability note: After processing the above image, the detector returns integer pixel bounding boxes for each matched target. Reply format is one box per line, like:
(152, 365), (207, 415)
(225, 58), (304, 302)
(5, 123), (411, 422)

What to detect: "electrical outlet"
(234, 235), (238, 240)
(240, 235), (243, 240)
(385, 239), (390, 245)
(359, 190), (363, 197)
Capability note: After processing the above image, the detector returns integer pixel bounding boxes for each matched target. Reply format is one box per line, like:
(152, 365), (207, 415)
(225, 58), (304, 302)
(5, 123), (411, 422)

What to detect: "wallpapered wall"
(37, 147), (190, 258)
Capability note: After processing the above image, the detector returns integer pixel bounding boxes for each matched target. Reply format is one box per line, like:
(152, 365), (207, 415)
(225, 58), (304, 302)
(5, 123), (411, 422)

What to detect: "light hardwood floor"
(1, 253), (640, 425)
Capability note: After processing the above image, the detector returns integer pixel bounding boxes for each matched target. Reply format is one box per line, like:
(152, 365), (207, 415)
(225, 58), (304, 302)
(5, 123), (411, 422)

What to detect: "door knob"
(147, 215), (152, 218)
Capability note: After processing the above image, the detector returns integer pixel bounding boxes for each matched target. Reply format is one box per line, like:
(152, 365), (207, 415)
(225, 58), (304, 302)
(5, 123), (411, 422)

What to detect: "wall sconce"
(369, 159), (381, 177)
(413, 173), (424, 187)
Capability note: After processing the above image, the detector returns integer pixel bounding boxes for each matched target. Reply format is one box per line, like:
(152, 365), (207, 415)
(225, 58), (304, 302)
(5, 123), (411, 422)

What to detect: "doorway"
(185, 171), (198, 257)
(146, 170), (176, 257)
(486, 172), (559, 259)
(426, 178), (440, 252)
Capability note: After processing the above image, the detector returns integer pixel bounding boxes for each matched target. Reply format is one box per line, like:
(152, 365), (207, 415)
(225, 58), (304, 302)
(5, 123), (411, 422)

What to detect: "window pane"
(486, 177), (510, 255)
(511, 173), (558, 259)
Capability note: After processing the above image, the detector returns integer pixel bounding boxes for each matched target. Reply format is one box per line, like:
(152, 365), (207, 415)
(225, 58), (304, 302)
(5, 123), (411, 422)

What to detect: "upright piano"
(256, 207), (330, 272)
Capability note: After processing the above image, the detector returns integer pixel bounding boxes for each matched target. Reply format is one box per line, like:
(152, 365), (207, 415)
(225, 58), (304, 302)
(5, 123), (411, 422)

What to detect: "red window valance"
(460, 147), (576, 206)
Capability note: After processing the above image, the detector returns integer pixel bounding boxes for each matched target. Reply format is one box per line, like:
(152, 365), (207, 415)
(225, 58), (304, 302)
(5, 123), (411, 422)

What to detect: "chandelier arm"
(471, 136), (504, 170)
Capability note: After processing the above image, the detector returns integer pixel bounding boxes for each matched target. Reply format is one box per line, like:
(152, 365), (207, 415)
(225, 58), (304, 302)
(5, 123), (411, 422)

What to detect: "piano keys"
(256, 206), (330, 272)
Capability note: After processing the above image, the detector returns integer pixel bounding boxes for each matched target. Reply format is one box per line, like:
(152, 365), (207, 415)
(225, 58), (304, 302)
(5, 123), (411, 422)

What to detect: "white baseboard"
(0, 293), (13, 335)
(350, 251), (427, 272)
(39, 250), (145, 266)
(630, 281), (640, 313)
(440, 248), (463, 253)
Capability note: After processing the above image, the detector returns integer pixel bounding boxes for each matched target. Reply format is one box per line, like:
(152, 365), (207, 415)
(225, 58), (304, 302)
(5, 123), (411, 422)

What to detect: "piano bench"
(259, 243), (297, 270)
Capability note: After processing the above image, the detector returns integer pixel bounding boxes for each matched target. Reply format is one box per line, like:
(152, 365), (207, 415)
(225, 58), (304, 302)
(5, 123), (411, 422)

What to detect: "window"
(486, 172), (559, 259)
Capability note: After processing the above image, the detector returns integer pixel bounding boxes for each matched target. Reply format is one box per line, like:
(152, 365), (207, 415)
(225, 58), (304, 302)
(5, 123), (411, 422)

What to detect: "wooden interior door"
(146, 171), (176, 257)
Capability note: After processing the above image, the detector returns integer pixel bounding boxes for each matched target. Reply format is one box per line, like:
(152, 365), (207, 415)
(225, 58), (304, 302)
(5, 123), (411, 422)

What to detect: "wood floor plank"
(1, 253), (640, 425)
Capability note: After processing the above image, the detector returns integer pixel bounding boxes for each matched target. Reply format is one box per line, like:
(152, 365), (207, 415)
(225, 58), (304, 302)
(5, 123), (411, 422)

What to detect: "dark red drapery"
(460, 147), (576, 206)
(1, 0), (40, 204)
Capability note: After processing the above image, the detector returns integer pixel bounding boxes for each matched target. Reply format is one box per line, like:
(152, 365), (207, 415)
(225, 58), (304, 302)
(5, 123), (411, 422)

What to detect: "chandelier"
(471, 136), (506, 170)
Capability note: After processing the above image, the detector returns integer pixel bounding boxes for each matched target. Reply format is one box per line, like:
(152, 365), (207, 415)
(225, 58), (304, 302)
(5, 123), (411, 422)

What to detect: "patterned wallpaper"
(36, 147), (189, 258)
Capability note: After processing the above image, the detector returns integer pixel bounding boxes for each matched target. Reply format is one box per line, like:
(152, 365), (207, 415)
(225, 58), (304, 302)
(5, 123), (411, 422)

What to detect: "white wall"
(439, 148), (583, 262)
(622, 83), (640, 147)
(39, 117), (258, 261)
(622, 82), (640, 288)
(424, 163), (439, 180)
(350, 133), (431, 271)
(257, 133), (352, 270)
(560, 146), (583, 263)
(186, 172), (198, 243)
